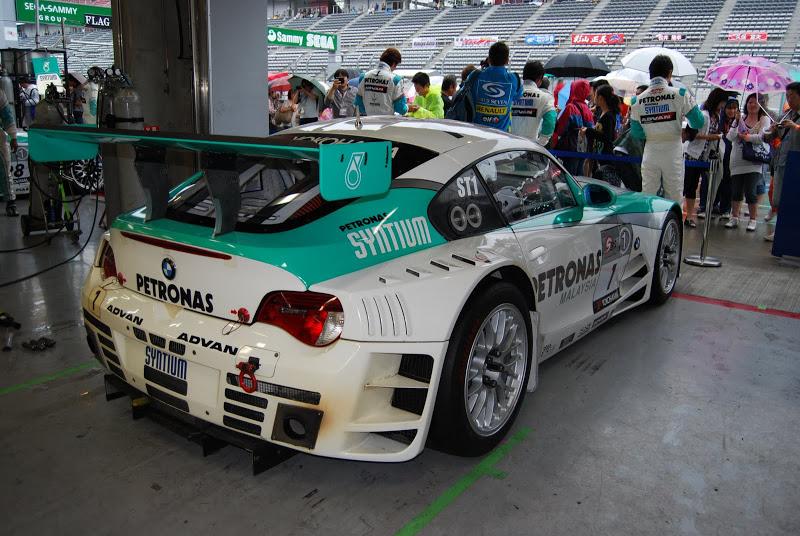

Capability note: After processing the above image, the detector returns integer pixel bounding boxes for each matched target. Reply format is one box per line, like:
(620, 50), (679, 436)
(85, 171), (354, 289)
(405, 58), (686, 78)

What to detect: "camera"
(335, 77), (345, 84)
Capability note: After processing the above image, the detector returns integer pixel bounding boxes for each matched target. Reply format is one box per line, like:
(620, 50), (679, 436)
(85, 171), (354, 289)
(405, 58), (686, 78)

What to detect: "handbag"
(274, 108), (294, 125)
(741, 139), (773, 165)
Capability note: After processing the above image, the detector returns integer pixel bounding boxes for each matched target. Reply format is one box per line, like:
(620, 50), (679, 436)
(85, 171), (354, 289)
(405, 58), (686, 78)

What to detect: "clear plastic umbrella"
(600, 68), (650, 93)
(621, 47), (697, 77)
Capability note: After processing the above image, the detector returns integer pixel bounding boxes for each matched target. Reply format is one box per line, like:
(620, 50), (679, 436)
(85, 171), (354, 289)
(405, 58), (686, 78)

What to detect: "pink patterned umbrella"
(704, 55), (793, 93)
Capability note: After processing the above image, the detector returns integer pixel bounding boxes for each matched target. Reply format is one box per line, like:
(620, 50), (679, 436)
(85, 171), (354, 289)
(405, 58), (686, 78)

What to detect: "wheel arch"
(472, 265), (537, 316)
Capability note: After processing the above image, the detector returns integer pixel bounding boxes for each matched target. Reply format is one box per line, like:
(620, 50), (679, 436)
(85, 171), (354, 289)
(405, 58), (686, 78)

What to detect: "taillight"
(101, 243), (117, 280)
(256, 292), (344, 347)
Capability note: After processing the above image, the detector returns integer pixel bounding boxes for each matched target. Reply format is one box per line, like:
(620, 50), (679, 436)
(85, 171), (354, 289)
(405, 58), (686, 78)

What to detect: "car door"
(476, 150), (620, 346)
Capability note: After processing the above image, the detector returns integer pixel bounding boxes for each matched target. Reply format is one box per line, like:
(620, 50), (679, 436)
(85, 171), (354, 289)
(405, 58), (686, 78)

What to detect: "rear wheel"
(650, 211), (681, 304)
(429, 281), (532, 456)
(69, 156), (103, 193)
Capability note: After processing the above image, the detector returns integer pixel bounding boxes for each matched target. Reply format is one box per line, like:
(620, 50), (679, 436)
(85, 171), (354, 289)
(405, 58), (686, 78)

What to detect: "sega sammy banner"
(16, 0), (111, 27)
(727, 32), (768, 41)
(267, 27), (337, 51)
(525, 35), (556, 46)
(571, 33), (625, 45)
(454, 36), (498, 47)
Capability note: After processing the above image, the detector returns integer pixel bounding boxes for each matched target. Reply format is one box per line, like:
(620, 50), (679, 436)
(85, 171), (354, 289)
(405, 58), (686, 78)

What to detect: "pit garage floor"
(1, 197), (798, 535)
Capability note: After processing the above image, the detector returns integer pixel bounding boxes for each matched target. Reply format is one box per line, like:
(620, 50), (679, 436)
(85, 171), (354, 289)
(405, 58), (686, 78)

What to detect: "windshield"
(166, 155), (349, 233)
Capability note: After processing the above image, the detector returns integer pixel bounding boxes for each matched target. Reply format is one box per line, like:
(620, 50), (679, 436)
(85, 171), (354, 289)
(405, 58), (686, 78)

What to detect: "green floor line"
(0, 361), (97, 397)
(395, 427), (532, 536)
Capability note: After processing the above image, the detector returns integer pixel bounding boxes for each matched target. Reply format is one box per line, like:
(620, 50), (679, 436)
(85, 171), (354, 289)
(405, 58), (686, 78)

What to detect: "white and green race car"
(30, 118), (682, 462)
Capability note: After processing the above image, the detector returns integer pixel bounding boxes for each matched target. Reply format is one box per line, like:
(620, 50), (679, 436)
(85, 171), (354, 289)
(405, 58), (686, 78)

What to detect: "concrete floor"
(1, 196), (799, 535)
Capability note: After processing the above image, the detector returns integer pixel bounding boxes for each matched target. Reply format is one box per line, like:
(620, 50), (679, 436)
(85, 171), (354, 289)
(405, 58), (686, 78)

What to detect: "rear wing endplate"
(27, 125), (392, 236)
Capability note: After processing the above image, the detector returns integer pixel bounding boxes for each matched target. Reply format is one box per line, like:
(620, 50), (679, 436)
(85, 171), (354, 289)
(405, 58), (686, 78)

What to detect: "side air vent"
(223, 415), (261, 436)
(97, 334), (115, 351)
(83, 309), (111, 336)
(376, 430), (418, 445)
(145, 365), (188, 396)
(361, 293), (409, 338)
(102, 347), (120, 365)
(225, 388), (269, 409)
(148, 333), (166, 349)
(133, 327), (147, 342)
(226, 373), (321, 405)
(391, 354), (434, 416)
(224, 402), (265, 422)
(146, 384), (189, 412)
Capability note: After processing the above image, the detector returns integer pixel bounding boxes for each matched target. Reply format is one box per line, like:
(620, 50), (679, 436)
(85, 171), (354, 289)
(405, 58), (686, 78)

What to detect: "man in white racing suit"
(355, 47), (408, 116)
(510, 60), (557, 147)
(630, 55), (704, 202)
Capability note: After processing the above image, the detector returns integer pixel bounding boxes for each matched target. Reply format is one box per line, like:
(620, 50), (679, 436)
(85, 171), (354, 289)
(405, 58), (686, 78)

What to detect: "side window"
(428, 168), (506, 240)
(478, 151), (576, 224)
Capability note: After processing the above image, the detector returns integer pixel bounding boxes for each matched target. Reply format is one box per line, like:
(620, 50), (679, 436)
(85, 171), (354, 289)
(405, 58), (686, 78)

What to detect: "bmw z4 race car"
(29, 119), (682, 462)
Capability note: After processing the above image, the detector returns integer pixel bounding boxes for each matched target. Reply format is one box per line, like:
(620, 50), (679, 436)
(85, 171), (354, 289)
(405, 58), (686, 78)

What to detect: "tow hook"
(236, 357), (261, 393)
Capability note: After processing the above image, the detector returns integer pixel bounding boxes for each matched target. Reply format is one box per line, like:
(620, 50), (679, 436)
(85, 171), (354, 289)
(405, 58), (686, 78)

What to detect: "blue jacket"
(469, 66), (522, 132)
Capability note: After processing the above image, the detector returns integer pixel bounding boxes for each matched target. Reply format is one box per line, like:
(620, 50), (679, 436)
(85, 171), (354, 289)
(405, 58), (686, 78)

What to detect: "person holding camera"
(292, 79), (319, 125)
(325, 69), (357, 118)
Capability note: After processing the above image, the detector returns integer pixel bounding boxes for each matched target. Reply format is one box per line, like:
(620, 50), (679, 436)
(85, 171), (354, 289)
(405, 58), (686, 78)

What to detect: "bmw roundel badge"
(162, 258), (176, 280)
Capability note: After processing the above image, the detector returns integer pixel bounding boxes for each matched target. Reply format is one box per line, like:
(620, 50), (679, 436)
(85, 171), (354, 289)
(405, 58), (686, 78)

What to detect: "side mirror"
(582, 183), (616, 207)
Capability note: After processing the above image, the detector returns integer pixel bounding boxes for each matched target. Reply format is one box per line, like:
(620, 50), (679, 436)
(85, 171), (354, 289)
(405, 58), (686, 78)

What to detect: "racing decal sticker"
(136, 274), (214, 313)
(638, 93), (676, 124)
(347, 217), (432, 259)
(578, 322), (592, 338)
(346, 152), (365, 190)
(145, 345), (187, 380)
(339, 213), (388, 232)
(106, 304), (143, 326)
(531, 250), (603, 304)
(177, 333), (238, 356)
(559, 333), (575, 349)
(592, 224), (633, 313)
(88, 287), (107, 318)
(592, 311), (610, 327)
(456, 174), (479, 197)
(540, 342), (555, 359)
(476, 105), (508, 116)
(640, 111), (676, 124)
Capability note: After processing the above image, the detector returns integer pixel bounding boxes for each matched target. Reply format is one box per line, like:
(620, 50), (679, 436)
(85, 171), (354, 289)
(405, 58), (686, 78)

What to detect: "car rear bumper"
(82, 267), (448, 462)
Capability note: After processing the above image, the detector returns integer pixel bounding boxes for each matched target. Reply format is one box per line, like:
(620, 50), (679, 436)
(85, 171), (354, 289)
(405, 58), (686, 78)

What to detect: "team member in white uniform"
(510, 61), (557, 146)
(630, 55), (704, 202)
(0, 88), (19, 216)
(354, 47), (408, 116)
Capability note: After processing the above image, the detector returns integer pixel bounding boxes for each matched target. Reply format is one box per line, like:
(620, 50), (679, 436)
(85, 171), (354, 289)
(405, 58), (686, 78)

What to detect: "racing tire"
(429, 281), (532, 457)
(649, 211), (681, 305)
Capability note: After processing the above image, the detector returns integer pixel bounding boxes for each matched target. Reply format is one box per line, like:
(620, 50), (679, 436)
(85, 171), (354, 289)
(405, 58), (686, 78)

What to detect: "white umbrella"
(599, 68), (650, 93)
(621, 47), (697, 77)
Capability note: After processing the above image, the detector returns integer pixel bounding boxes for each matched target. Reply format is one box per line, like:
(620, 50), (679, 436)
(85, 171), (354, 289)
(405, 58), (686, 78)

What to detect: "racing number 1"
(89, 287), (106, 318)
(606, 264), (617, 290)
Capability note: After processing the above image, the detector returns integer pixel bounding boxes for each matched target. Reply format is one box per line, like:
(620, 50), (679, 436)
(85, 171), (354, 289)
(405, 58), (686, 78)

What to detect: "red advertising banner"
(727, 32), (768, 41)
(571, 33), (625, 45)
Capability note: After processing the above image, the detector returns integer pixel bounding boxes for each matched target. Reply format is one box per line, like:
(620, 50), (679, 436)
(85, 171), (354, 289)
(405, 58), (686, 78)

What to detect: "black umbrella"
(544, 53), (610, 78)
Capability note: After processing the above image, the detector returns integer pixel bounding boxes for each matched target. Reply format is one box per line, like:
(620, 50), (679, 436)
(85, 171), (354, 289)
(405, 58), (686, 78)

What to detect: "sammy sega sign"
(267, 27), (337, 51)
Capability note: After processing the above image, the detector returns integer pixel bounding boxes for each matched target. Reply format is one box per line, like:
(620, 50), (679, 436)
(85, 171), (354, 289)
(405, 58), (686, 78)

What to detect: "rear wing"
(27, 125), (392, 236)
